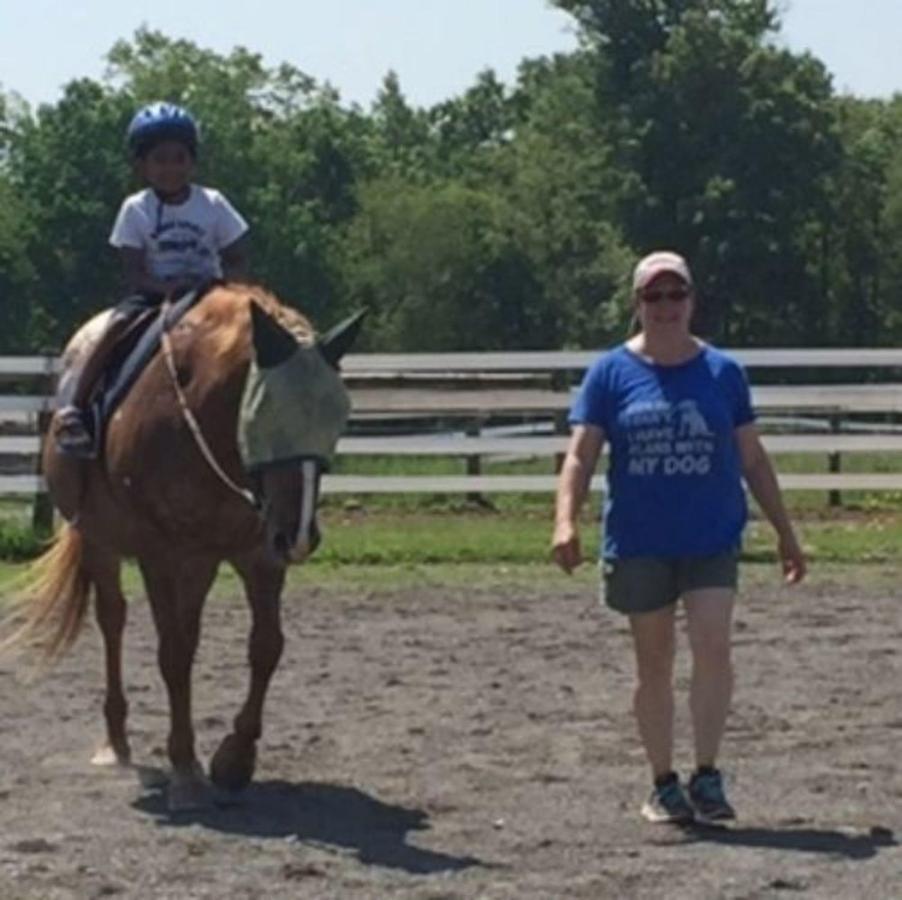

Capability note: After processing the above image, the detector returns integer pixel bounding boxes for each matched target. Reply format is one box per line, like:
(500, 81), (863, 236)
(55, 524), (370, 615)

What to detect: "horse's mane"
(191, 282), (317, 369)
(216, 281), (315, 342)
(60, 282), (317, 383)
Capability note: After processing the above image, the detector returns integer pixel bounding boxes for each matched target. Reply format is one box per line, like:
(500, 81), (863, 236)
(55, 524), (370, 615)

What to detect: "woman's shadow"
(131, 768), (483, 875)
(682, 821), (896, 860)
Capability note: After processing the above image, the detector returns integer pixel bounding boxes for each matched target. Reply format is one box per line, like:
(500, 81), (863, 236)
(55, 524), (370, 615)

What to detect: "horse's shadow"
(130, 767), (483, 875)
(681, 822), (897, 860)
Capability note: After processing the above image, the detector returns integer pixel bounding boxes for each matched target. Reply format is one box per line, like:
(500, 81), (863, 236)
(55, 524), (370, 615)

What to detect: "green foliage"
(5, 80), (132, 347)
(503, 52), (635, 345)
(1, 8), (902, 351)
(0, 174), (37, 349)
(0, 522), (47, 560)
(340, 177), (548, 349)
(554, 0), (842, 343)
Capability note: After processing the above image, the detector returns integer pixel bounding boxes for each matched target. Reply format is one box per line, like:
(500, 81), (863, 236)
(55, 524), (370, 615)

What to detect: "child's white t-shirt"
(109, 185), (249, 283)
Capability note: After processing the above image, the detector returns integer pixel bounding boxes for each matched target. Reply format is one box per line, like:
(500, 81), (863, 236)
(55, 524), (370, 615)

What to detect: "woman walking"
(552, 250), (806, 824)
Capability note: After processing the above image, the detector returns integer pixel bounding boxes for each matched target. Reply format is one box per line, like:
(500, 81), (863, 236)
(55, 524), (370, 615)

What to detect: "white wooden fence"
(3, 349), (902, 504)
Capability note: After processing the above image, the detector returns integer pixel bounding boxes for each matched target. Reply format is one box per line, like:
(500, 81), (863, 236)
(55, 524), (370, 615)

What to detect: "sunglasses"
(641, 287), (691, 304)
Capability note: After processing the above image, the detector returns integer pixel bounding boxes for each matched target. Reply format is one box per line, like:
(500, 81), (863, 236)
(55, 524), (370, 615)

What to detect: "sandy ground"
(0, 564), (899, 899)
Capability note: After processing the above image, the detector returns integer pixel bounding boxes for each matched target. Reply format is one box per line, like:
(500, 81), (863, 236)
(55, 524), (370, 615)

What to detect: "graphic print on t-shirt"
(152, 218), (215, 278)
(624, 398), (715, 477)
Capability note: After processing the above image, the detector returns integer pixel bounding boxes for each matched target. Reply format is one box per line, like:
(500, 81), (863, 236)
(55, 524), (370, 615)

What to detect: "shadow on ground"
(682, 822), (897, 860)
(131, 769), (485, 875)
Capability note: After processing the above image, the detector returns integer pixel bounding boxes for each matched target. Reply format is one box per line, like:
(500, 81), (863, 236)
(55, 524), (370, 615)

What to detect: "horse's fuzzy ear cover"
(250, 301), (298, 368)
(318, 309), (367, 368)
(239, 304), (351, 471)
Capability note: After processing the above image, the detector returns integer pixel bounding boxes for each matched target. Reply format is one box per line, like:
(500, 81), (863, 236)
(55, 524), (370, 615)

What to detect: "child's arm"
(117, 248), (195, 296)
(220, 234), (249, 281)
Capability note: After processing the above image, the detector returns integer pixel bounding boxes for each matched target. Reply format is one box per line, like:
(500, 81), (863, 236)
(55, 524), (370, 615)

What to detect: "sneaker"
(55, 406), (97, 459)
(688, 768), (736, 824)
(641, 773), (695, 824)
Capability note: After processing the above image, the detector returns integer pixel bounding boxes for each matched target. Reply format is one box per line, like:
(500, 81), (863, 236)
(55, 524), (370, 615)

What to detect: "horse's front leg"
(210, 552), (285, 792)
(86, 545), (131, 767)
(138, 554), (219, 811)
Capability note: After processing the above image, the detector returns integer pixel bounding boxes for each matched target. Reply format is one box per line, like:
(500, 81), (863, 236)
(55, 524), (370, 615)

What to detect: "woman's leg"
(628, 605), (677, 779)
(683, 588), (735, 768)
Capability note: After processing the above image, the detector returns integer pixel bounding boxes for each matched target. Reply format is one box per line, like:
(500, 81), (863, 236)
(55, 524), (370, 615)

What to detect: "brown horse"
(6, 283), (361, 810)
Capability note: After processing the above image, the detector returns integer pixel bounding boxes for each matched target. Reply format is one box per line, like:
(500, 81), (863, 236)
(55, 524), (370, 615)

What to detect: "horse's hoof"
(136, 766), (169, 790)
(168, 762), (213, 812)
(210, 734), (256, 792)
(91, 742), (131, 767)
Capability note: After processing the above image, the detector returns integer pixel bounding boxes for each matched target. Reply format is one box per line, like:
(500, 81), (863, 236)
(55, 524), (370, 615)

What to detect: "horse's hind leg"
(86, 545), (131, 767)
(210, 553), (285, 792)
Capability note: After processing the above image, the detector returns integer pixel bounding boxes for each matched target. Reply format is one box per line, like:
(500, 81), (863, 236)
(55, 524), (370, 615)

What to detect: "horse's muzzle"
(271, 519), (321, 564)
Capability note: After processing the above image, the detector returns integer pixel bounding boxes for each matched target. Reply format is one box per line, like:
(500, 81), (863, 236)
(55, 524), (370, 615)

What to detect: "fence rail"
(7, 432), (902, 457)
(2, 351), (902, 502)
(3, 472), (902, 497)
(4, 384), (902, 417)
(5, 347), (902, 377)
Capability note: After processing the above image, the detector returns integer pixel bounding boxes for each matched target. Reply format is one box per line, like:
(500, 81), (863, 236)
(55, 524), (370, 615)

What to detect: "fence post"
(553, 410), (568, 474)
(31, 407), (54, 533)
(828, 413), (842, 508)
(550, 368), (571, 475)
(465, 419), (483, 506)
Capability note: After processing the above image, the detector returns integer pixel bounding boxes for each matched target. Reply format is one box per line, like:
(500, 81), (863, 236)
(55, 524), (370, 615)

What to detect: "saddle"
(89, 288), (206, 441)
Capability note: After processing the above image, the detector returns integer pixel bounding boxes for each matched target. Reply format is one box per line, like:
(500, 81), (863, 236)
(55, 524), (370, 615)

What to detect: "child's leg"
(56, 311), (140, 456)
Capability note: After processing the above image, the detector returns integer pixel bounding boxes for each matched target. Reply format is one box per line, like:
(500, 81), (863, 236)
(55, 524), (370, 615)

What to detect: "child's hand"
(164, 277), (199, 297)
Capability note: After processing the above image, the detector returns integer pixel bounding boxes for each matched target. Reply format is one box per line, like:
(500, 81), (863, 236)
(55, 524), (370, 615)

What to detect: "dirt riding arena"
(0, 565), (899, 899)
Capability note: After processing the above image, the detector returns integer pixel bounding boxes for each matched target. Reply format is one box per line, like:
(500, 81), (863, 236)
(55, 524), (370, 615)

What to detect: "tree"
(368, 71), (431, 179)
(504, 52), (634, 346)
(0, 173), (37, 350)
(553, 0), (842, 344)
(428, 69), (517, 178)
(5, 80), (132, 344)
(340, 178), (547, 350)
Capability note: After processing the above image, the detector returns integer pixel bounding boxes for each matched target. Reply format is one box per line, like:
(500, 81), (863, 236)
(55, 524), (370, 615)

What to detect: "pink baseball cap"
(632, 251), (693, 292)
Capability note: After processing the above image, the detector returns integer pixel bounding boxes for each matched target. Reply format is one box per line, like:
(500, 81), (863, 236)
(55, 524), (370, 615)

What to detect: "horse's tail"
(1, 524), (91, 670)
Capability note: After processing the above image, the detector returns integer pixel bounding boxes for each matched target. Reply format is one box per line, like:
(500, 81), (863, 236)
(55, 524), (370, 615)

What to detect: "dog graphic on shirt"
(676, 400), (712, 438)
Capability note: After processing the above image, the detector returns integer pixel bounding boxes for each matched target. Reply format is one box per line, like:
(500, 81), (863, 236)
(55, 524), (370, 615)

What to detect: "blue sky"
(1, 0), (900, 110)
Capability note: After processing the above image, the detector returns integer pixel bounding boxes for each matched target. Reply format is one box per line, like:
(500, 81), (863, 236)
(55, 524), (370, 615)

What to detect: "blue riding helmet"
(127, 102), (199, 158)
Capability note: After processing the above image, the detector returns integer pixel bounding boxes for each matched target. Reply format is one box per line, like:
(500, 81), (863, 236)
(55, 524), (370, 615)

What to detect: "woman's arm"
(735, 422), (807, 583)
(552, 424), (605, 574)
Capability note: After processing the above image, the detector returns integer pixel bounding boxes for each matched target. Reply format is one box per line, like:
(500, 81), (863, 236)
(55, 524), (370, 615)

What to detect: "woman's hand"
(778, 531), (807, 584)
(551, 424), (603, 575)
(552, 520), (583, 574)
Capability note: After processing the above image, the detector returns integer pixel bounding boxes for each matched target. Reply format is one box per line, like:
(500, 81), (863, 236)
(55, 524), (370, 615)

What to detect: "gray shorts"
(601, 552), (738, 615)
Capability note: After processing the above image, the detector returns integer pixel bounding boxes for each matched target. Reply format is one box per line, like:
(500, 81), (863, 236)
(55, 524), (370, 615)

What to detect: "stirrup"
(56, 408), (97, 459)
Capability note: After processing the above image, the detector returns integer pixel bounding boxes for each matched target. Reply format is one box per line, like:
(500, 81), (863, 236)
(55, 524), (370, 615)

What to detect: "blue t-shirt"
(569, 344), (755, 559)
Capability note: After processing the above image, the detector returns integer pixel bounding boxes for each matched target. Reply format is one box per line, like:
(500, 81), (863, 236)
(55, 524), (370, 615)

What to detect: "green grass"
(2, 504), (899, 575)
(2, 447), (902, 569)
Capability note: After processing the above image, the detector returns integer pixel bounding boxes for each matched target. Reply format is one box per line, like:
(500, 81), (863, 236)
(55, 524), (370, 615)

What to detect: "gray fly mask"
(238, 303), (362, 562)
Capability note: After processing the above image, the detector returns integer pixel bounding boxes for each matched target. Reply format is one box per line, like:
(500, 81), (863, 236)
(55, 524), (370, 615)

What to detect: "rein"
(159, 298), (259, 510)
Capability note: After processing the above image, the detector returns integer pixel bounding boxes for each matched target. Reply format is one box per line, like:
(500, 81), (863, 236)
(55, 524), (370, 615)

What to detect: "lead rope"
(159, 298), (258, 509)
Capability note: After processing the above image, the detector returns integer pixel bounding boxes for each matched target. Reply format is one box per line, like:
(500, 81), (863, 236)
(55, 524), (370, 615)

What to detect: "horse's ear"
(318, 309), (367, 368)
(250, 301), (298, 368)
